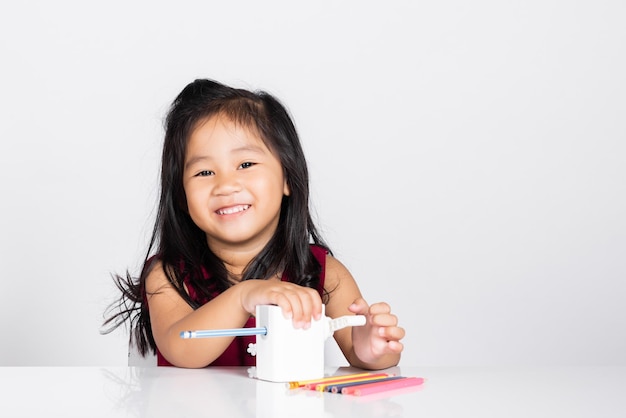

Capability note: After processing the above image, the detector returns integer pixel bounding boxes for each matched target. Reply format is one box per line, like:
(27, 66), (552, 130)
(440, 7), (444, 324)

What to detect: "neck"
(209, 242), (266, 281)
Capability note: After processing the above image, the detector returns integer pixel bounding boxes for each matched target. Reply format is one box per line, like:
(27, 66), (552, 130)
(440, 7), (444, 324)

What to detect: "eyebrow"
(184, 145), (267, 170)
(184, 155), (210, 170)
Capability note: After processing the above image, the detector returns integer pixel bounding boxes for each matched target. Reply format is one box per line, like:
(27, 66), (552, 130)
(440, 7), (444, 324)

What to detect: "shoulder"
(323, 253), (356, 290)
(144, 258), (166, 292)
(144, 257), (179, 296)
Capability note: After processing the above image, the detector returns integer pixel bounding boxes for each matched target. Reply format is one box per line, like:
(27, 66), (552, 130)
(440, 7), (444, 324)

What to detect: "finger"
(378, 325), (405, 341)
(348, 297), (369, 315)
(368, 302), (392, 315)
(386, 340), (404, 353)
(279, 285), (322, 329)
(290, 289), (317, 329)
(288, 294), (305, 327)
(307, 288), (324, 321)
(370, 312), (399, 327)
(303, 288), (324, 326)
(369, 336), (404, 358)
(269, 284), (300, 320)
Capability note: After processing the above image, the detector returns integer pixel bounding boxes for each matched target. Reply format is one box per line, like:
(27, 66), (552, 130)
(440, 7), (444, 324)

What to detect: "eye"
(195, 170), (214, 177)
(239, 162), (256, 169)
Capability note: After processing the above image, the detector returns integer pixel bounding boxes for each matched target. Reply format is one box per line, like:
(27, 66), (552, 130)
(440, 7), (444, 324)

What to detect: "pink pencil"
(343, 376), (424, 396)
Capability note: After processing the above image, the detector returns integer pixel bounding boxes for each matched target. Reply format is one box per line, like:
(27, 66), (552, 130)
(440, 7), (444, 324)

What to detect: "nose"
(212, 171), (242, 196)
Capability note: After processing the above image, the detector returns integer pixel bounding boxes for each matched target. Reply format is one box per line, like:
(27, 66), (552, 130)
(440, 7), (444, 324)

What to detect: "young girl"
(102, 78), (405, 369)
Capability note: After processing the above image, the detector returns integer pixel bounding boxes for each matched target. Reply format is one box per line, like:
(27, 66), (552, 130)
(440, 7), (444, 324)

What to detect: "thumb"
(348, 297), (369, 315)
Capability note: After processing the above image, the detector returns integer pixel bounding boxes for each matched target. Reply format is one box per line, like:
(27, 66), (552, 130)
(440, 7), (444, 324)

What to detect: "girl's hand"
(238, 279), (323, 329)
(348, 297), (405, 366)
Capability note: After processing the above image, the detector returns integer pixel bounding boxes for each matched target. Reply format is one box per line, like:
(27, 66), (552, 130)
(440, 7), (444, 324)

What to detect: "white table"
(1, 366), (624, 417)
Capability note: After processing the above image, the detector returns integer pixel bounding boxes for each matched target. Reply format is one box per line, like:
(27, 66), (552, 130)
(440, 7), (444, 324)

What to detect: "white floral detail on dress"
(247, 343), (257, 357)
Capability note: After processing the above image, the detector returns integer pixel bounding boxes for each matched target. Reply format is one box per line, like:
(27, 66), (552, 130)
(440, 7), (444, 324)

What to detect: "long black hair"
(102, 79), (330, 356)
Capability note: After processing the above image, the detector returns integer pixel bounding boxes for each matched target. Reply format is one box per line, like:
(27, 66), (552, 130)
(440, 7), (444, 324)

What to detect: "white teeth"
(217, 205), (250, 215)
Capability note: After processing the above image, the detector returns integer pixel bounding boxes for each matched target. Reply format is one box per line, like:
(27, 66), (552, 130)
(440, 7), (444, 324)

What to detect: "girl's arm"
(323, 255), (405, 370)
(145, 261), (323, 368)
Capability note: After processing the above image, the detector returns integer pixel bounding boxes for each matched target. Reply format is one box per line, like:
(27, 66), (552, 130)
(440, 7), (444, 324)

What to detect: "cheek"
(185, 198), (207, 229)
(257, 176), (288, 201)
(184, 185), (202, 214)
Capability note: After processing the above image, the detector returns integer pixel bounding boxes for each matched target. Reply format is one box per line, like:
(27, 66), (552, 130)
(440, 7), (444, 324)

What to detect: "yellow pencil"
(306, 373), (384, 390)
(286, 372), (373, 389)
(313, 373), (394, 392)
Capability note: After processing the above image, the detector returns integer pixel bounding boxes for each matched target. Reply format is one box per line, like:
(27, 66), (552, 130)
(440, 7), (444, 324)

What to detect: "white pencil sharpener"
(253, 304), (365, 383)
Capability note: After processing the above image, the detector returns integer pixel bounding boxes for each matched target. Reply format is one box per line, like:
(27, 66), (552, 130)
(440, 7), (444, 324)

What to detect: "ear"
(283, 179), (290, 196)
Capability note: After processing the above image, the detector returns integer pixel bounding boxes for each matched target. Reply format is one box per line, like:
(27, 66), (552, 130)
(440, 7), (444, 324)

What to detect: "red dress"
(156, 245), (327, 366)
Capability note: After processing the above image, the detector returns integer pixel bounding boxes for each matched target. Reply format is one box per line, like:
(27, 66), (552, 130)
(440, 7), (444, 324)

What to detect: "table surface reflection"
(1, 365), (625, 417)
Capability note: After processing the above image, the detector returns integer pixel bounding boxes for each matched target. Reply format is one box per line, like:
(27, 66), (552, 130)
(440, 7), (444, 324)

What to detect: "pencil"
(343, 376), (425, 396)
(311, 372), (393, 392)
(328, 375), (404, 393)
(179, 327), (267, 339)
(286, 372), (373, 390)
(305, 373), (383, 390)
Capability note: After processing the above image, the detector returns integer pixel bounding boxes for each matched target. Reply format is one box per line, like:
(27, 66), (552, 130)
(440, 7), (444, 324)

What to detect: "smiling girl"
(102, 79), (404, 369)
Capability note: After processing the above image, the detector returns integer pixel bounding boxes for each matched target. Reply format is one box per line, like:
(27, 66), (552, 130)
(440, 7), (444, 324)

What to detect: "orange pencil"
(286, 372), (373, 389)
(305, 373), (383, 390)
(310, 373), (393, 392)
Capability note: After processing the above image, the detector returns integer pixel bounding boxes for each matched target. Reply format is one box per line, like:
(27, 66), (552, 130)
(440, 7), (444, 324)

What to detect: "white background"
(1, 0), (624, 367)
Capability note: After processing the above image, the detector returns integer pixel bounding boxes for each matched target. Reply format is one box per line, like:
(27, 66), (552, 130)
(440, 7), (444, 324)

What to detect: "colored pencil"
(306, 373), (386, 390)
(179, 327), (267, 339)
(343, 376), (425, 396)
(311, 372), (393, 392)
(286, 372), (374, 390)
(328, 375), (405, 393)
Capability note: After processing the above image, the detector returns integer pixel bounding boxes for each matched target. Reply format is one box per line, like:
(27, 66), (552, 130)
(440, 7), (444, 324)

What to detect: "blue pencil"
(328, 375), (405, 393)
(180, 327), (267, 339)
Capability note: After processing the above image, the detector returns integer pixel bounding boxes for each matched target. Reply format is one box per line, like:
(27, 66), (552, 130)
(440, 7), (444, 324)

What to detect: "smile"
(216, 204), (251, 215)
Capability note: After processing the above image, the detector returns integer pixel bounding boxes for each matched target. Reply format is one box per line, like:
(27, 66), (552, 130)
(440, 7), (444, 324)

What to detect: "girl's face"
(183, 115), (290, 254)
